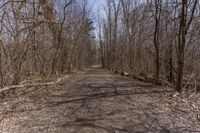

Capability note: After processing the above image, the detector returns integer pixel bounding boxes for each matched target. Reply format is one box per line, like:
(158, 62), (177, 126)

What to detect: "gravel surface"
(0, 66), (200, 133)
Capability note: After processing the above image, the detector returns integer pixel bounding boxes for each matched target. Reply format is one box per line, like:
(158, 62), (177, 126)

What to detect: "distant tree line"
(98, 0), (199, 92)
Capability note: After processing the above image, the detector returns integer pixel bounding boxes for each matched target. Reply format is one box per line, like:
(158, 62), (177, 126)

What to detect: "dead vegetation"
(0, 0), (96, 88)
(99, 0), (200, 93)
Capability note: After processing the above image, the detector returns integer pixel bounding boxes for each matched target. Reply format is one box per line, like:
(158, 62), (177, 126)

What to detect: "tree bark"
(153, 0), (161, 85)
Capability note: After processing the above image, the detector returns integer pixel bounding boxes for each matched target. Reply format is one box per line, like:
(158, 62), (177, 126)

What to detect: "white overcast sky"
(88, 0), (106, 39)
(88, 0), (106, 15)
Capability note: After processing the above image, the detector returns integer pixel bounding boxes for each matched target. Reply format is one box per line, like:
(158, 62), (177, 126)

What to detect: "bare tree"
(176, 0), (198, 92)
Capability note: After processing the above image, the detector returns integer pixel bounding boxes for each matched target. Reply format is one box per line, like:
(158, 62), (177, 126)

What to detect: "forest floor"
(0, 66), (200, 133)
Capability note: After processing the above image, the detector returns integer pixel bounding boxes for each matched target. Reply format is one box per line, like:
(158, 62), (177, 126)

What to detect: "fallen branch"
(19, 78), (52, 85)
(0, 75), (69, 94)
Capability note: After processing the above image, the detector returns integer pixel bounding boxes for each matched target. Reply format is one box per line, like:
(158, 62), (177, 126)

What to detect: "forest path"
(0, 66), (200, 133)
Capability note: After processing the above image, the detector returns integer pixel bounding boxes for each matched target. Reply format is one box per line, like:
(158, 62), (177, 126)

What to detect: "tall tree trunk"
(176, 0), (198, 92)
(176, 0), (186, 92)
(153, 0), (161, 85)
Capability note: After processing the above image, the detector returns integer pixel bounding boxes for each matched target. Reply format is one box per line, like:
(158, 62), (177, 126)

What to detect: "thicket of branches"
(0, 0), (199, 93)
(99, 0), (200, 92)
(0, 0), (96, 87)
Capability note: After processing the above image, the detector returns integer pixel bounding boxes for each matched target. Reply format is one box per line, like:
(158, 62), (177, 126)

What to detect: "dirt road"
(0, 66), (199, 133)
